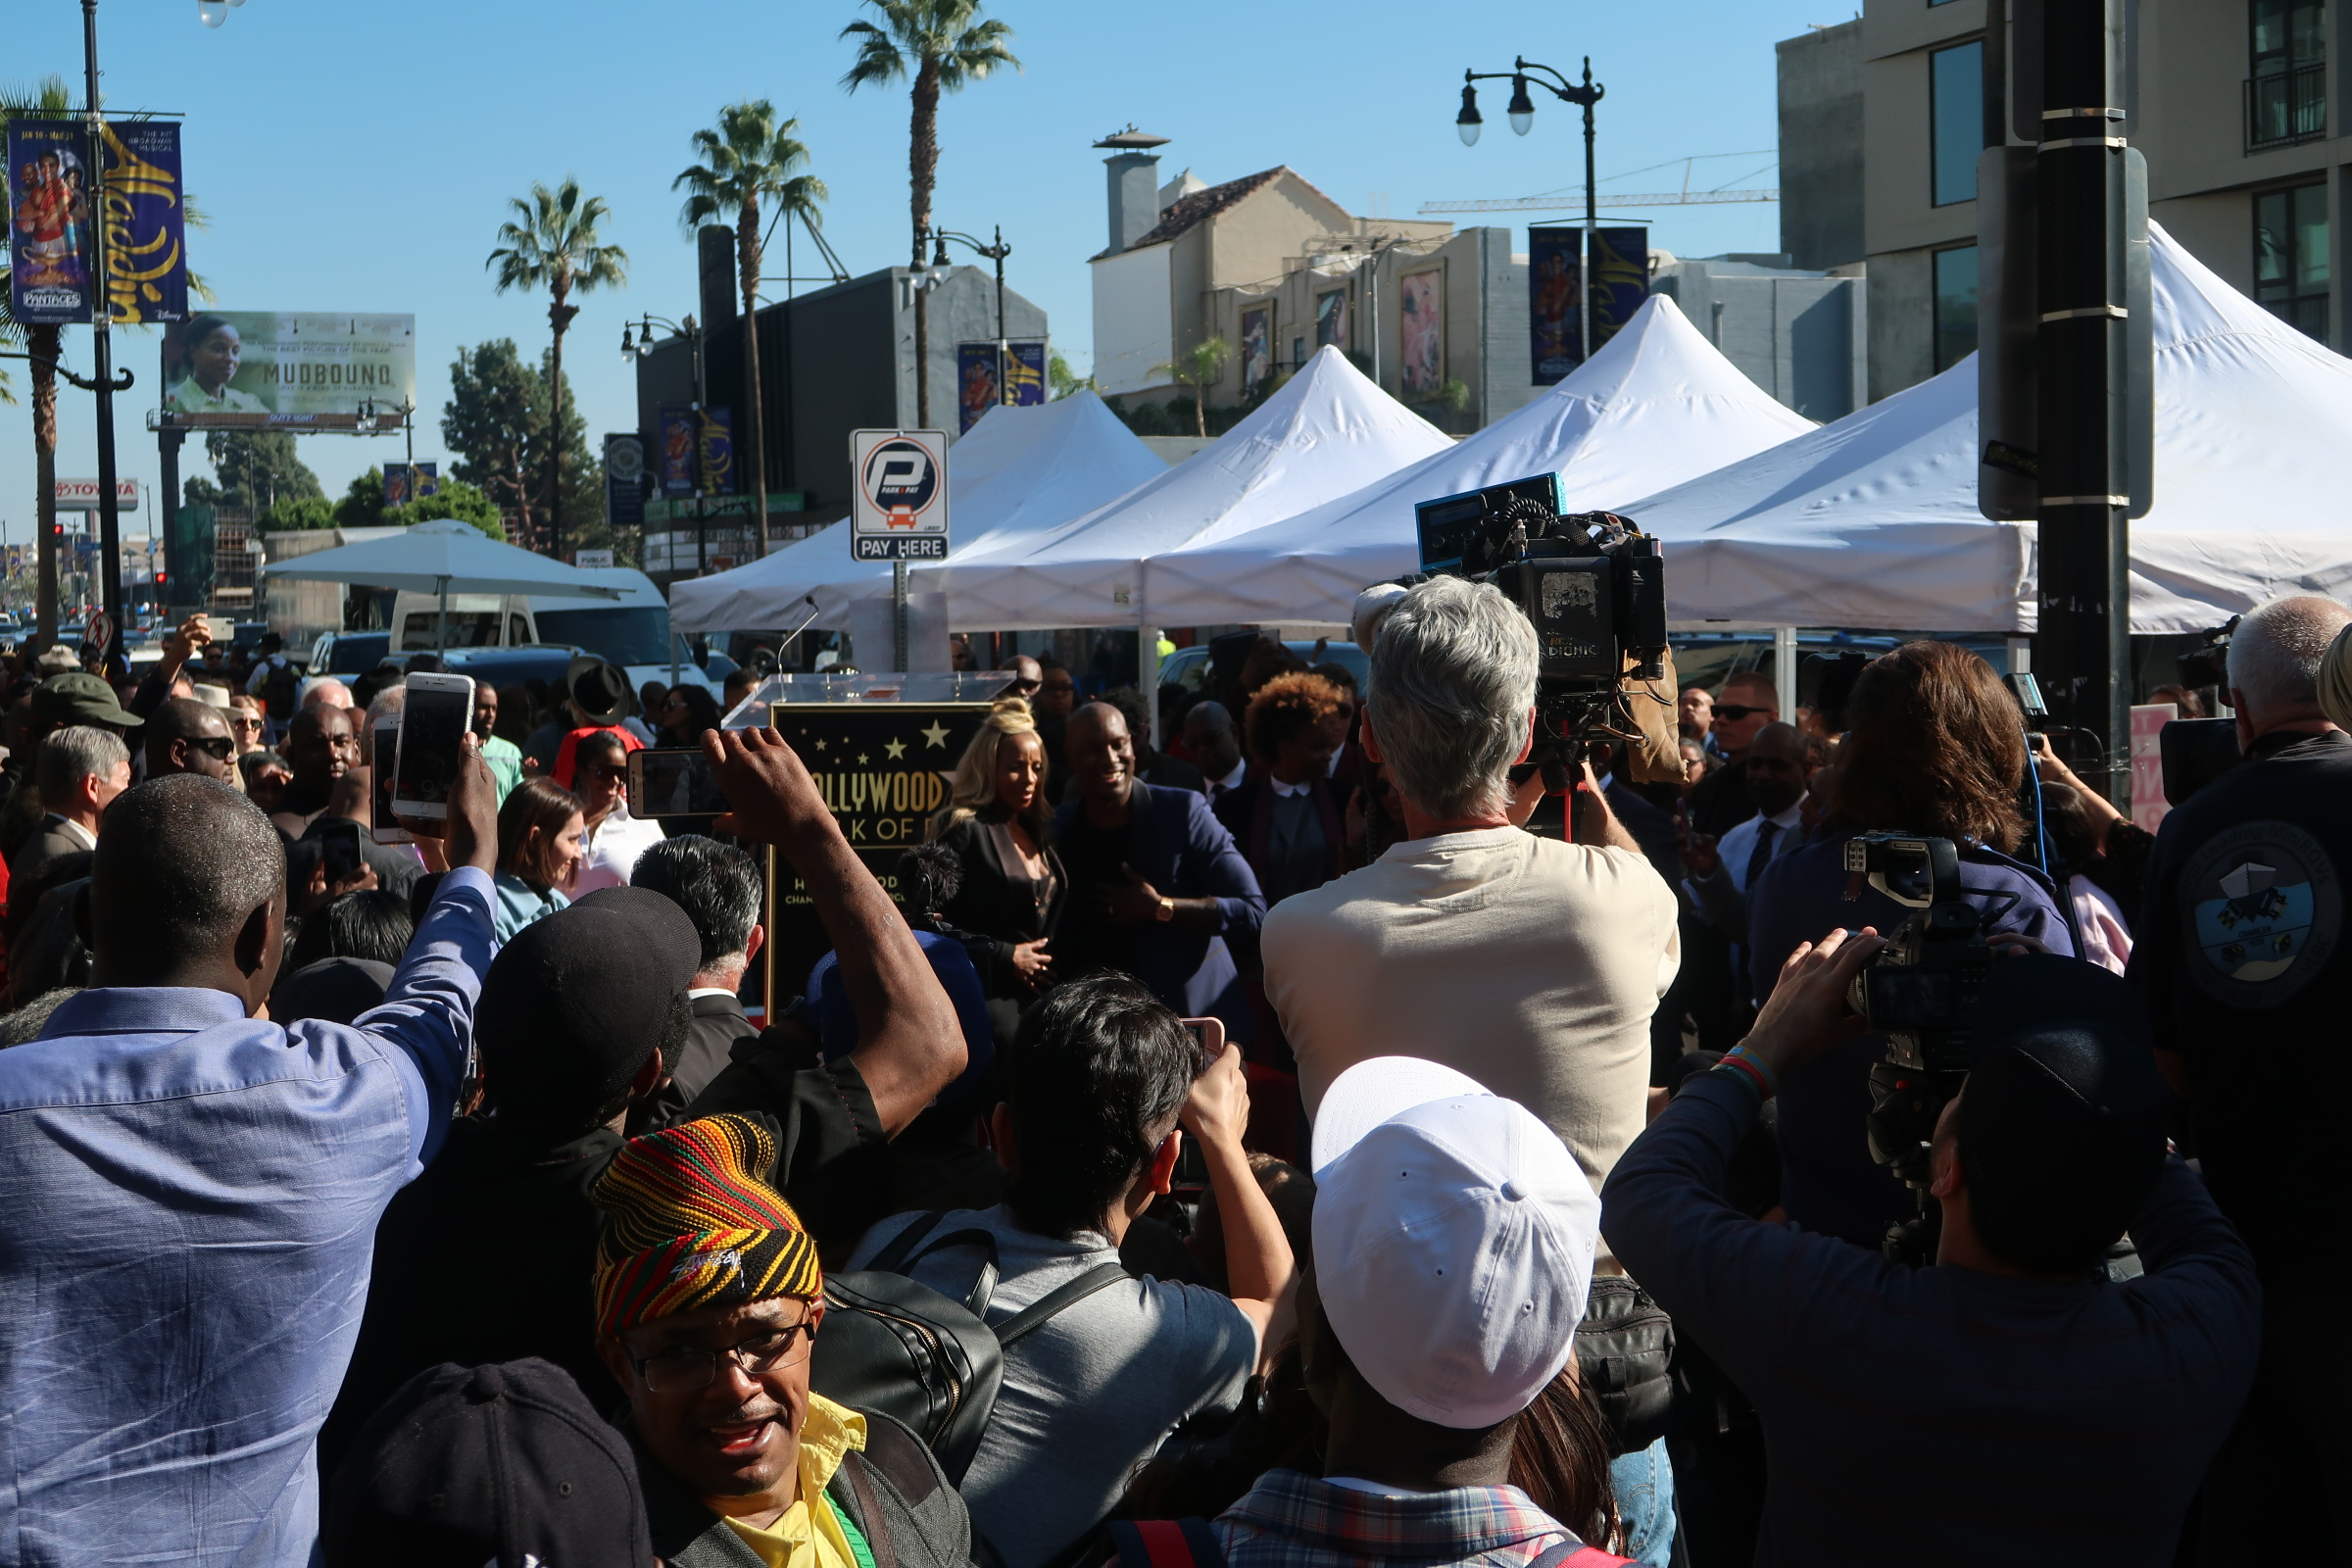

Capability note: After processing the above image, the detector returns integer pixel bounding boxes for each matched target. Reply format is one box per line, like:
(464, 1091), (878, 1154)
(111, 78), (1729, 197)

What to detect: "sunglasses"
(189, 735), (236, 760)
(583, 763), (628, 784)
(229, 714), (263, 730)
(1004, 676), (1042, 693)
(1714, 704), (1776, 722)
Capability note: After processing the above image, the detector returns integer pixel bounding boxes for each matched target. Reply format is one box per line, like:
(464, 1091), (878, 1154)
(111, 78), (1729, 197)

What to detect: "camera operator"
(1745, 641), (2073, 1250)
(2131, 593), (2352, 1555)
(1262, 575), (1679, 1201)
(1603, 934), (2259, 1565)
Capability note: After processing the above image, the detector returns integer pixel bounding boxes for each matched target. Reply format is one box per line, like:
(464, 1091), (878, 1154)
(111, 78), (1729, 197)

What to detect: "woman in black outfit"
(925, 698), (1065, 1042)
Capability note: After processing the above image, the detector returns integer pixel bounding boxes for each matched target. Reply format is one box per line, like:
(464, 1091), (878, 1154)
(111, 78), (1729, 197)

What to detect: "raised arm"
(705, 725), (964, 1136)
(1181, 1038), (1297, 1360)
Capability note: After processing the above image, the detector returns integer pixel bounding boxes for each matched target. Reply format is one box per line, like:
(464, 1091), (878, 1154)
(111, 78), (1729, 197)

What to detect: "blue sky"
(5, 0), (1844, 545)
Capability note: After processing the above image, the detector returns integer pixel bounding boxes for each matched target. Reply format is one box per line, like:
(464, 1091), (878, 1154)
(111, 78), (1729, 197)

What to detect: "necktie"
(1743, 819), (1780, 893)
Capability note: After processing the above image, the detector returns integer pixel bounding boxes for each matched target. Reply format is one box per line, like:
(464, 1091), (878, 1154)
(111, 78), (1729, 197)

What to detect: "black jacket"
(931, 812), (1066, 1000)
(630, 991), (760, 1137)
(636, 1405), (978, 1568)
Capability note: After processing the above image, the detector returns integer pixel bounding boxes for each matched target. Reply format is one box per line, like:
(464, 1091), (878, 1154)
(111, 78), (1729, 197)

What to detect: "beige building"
(1088, 134), (1541, 432)
(1790, 0), (2335, 400)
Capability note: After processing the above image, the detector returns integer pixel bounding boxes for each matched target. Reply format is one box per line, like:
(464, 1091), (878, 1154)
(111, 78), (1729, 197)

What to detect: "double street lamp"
(1456, 55), (1606, 365)
(620, 314), (720, 576)
(920, 223), (1016, 416)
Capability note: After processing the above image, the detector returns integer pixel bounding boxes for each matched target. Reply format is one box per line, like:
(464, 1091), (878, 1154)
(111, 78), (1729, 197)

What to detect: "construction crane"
(1419, 152), (1777, 216)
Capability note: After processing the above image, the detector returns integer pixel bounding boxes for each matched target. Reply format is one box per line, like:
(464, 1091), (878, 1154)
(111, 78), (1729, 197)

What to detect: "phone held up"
(319, 817), (365, 885)
(393, 672), (476, 820)
(370, 713), (415, 844)
(628, 746), (728, 819)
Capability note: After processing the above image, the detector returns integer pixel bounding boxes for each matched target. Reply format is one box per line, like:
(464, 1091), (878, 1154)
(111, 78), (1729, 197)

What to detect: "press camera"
(1413, 472), (1671, 790)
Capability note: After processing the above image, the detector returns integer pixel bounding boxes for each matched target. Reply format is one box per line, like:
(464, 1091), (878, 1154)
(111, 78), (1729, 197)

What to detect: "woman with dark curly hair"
(1744, 639), (2074, 1249)
(1212, 671), (1359, 906)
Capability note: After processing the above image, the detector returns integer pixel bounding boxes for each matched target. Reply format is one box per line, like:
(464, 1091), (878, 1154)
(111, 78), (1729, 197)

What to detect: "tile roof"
(1091, 167), (1287, 261)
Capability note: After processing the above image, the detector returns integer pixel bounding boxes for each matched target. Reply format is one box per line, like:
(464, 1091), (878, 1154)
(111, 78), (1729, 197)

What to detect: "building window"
(2248, 0), (2328, 150)
(1934, 245), (1979, 371)
(1931, 41), (1985, 207)
(2255, 183), (2329, 340)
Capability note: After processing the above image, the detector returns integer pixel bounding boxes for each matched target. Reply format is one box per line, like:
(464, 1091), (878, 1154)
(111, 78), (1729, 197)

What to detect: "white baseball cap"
(1309, 1055), (1600, 1430)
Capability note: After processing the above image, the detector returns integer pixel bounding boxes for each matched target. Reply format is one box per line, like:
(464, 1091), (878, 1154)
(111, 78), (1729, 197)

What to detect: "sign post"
(849, 428), (950, 673)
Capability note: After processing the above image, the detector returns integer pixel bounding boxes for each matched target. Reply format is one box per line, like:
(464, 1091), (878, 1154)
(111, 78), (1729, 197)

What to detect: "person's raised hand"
(1740, 925), (1886, 1079)
(1681, 808), (1721, 878)
(294, 858), (380, 918)
(161, 612), (212, 667)
(1092, 863), (1163, 923)
(1179, 1024), (1250, 1154)
(438, 733), (499, 873)
(705, 725), (832, 845)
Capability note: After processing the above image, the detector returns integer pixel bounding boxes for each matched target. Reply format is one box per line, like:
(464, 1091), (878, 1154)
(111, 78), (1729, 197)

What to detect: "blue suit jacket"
(1054, 782), (1266, 1021)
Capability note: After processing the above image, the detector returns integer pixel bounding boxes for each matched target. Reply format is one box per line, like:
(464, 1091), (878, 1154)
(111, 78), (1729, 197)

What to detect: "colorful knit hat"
(591, 1114), (822, 1338)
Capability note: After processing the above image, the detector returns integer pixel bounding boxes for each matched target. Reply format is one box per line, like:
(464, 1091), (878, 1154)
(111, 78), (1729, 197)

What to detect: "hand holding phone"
(320, 817), (365, 885)
(393, 673), (475, 819)
(369, 715), (415, 844)
(628, 746), (728, 818)
(1178, 1018), (1249, 1154)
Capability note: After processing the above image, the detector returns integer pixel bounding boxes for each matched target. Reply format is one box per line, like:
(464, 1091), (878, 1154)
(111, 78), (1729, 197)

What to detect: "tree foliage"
(202, 429), (323, 512)
(1048, 350), (1094, 400)
(441, 339), (597, 552)
(1150, 336), (1231, 438)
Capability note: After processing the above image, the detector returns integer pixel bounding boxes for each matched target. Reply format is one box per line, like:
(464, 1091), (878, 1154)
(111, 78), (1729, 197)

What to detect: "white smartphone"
(369, 712), (414, 844)
(628, 746), (728, 818)
(392, 671), (475, 820)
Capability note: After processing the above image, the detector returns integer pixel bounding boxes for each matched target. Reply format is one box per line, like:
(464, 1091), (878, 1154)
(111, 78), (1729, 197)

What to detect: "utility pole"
(81, 0), (124, 656)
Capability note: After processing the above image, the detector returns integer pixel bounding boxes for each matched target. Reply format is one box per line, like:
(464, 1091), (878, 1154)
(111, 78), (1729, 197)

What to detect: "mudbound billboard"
(160, 313), (416, 426)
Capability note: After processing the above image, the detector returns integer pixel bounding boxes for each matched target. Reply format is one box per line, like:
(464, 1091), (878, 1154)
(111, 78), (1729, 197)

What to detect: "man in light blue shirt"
(0, 745), (501, 1567)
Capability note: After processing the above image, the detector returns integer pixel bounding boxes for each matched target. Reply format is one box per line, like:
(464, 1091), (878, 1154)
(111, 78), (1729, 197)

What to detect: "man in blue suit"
(1054, 701), (1265, 1028)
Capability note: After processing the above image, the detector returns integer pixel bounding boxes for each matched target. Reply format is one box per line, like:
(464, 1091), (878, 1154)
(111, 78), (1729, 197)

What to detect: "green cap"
(32, 671), (136, 730)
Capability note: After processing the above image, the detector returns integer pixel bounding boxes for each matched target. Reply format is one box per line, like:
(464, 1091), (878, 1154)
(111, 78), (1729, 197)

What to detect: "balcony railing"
(2247, 63), (2328, 152)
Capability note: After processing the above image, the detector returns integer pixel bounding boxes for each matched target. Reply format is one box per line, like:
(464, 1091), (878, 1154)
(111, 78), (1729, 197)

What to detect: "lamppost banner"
(160, 313), (416, 423)
(658, 406), (697, 497)
(98, 121), (188, 325)
(382, 464), (439, 507)
(1529, 226), (1583, 385)
(5, 119), (190, 327)
(1589, 226), (1650, 354)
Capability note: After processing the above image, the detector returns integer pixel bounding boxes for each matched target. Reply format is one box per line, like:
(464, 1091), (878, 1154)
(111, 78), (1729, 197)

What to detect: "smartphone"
(369, 713), (414, 844)
(1170, 1018), (1228, 1200)
(628, 746), (728, 818)
(1180, 1016), (1228, 1063)
(319, 817), (365, 885)
(393, 671), (475, 819)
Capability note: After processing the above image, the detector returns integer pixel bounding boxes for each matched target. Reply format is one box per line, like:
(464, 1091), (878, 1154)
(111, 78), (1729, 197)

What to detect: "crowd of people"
(0, 583), (2340, 1567)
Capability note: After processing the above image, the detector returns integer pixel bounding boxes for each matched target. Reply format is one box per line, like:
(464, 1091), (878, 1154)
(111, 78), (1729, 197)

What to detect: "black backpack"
(811, 1212), (1132, 1486)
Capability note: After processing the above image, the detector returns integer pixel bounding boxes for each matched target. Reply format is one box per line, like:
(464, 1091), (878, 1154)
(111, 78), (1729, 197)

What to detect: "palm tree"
(487, 178), (627, 557)
(840, 0), (1019, 429)
(674, 102), (827, 561)
(1152, 336), (1231, 438)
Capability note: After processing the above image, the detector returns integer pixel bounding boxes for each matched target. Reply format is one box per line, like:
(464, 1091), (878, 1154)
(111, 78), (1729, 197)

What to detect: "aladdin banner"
(956, 341), (1049, 432)
(1589, 226), (1649, 354)
(8, 120), (94, 324)
(98, 121), (187, 324)
(1529, 226), (1582, 385)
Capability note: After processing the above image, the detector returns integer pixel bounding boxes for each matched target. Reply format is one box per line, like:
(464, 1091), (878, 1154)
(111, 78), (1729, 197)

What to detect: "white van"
(388, 567), (714, 694)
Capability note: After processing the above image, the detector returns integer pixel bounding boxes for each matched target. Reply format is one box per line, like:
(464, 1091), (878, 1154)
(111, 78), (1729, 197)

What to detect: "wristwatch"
(1154, 895), (1176, 922)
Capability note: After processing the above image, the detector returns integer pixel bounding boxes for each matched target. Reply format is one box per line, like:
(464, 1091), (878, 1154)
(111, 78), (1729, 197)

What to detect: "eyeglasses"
(629, 1320), (816, 1395)
(229, 714), (263, 731)
(189, 735), (236, 760)
(584, 763), (627, 784)
(1714, 705), (1776, 722)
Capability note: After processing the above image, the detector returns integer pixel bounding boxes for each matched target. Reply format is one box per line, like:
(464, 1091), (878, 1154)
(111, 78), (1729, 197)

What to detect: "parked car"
(436, 644), (601, 728)
(1157, 638), (1371, 697)
(384, 566), (713, 698)
(307, 631), (393, 679)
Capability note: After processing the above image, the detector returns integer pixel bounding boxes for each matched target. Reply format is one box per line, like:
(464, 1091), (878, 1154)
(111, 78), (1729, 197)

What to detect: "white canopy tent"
(667, 391), (1165, 635)
(910, 346), (1453, 631)
(1142, 293), (1817, 629)
(1630, 223), (2352, 634)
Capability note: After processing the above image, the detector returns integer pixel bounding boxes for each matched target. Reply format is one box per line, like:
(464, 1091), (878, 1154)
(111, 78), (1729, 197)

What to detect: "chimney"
(698, 224), (738, 332)
(1093, 125), (1171, 253)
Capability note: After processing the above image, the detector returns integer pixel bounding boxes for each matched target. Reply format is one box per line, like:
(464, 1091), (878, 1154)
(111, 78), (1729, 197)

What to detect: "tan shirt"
(1263, 827), (1680, 1199)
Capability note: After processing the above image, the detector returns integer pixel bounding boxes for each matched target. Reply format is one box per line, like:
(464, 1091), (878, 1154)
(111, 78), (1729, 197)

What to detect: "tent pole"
(437, 576), (449, 653)
(1140, 625), (1160, 742)
(1773, 626), (1798, 726)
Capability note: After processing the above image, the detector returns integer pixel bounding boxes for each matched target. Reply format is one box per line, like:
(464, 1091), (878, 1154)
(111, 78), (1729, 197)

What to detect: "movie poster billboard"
(1589, 226), (1650, 354)
(97, 121), (187, 324)
(1530, 227), (1583, 384)
(8, 121), (94, 324)
(658, 405), (697, 497)
(605, 432), (648, 530)
(1006, 341), (1047, 409)
(1240, 306), (1271, 394)
(1399, 270), (1445, 397)
(161, 313), (415, 423)
(382, 463), (439, 507)
(701, 406), (736, 495)
(1314, 289), (1349, 352)
(956, 343), (1002, 433)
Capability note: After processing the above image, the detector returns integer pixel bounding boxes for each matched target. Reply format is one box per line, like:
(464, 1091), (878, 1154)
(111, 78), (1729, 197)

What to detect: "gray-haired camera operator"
(2132, 592), (2352, 1557)
(1261, 574), (1680, 1204)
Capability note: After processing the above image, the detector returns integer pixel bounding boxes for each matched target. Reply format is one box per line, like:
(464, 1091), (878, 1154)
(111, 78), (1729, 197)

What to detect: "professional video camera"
(1413, 472), (1672, 792)
(1843, 833), (2004, 1264)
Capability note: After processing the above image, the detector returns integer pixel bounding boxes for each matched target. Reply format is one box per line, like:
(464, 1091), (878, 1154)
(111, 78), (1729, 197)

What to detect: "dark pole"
(81, 0), (122, 652)
(994, 226), (1008, 407)
(2034, 0), (2132, 801)
(1581, 58), (1597, 368)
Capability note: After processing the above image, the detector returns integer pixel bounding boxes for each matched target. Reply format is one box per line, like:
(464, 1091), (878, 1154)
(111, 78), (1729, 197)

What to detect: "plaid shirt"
(1209, 1469), (1599, 1568)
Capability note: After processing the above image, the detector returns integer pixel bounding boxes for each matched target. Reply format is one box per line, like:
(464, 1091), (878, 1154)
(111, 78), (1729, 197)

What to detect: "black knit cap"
(321, 1357), (654, 1568)
(274, 956), (395, 1027)
(474, 886), (701, 1137)
(1956, 956), (2175, 1273)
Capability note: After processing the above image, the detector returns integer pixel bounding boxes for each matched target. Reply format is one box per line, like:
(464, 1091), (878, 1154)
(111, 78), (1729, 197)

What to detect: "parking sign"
(850, 428), (950, 562)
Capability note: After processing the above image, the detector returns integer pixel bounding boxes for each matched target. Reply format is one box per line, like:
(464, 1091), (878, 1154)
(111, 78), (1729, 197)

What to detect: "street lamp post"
(927, 224), (1016, 416)
(622, 313), (710, 581)
(1455, 55), (1604, 367)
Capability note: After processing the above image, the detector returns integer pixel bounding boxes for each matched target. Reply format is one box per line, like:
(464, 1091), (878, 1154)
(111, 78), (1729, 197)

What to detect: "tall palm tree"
(3, 77), (76, 643)
(674, 102), (828, 561)
(840, 0), (1019, 429)
(487, 178), (627, 557)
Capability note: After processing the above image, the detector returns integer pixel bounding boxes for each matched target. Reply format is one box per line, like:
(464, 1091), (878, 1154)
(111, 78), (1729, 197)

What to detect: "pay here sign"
(850, 428), (950, 561)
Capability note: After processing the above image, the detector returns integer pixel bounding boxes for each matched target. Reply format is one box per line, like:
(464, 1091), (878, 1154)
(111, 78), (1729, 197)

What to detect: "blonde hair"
(929, 698), (1052, 841)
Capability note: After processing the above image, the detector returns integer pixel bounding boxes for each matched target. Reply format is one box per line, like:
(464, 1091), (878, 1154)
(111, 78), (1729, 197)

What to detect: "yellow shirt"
(716, 1395), (869, 1568)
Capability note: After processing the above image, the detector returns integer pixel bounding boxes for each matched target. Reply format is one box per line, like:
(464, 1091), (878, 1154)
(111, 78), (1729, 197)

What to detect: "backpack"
(1103, 1517), (1633, 1568)
(810, 1211), (1133, 1486)
(1575, 1276), (1676, 1458)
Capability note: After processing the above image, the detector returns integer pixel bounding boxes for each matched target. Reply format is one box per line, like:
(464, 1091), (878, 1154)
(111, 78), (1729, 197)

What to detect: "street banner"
(700, 406), (736, 495)
(2130, 704), (2176, 831)
(605, 432), (648, 530)
(7, 120), (95, 324)
(1589, 226), (1649, 354)
(1007, 341), (1047, 409)
(1529, 226), (1582, 384)
(54, 477), (139, 511)
(658, 405), (697, 497)
(382, 463), (438, 508)
(1399, 270), (1445, 398)
(160, 313), (416, 424)
(849, 428), (949, 561)
(98, 121), (187, 324)
(956, 343), (1001, 433)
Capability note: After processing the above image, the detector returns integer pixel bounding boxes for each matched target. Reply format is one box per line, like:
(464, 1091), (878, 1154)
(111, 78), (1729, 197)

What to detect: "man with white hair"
(2129, 592), (2352, 1556)
(1262, 576), (1679, 1199)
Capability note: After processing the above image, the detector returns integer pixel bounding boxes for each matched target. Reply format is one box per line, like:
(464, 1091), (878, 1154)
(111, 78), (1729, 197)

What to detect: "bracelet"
(1719, 1045), (1779, 1100)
